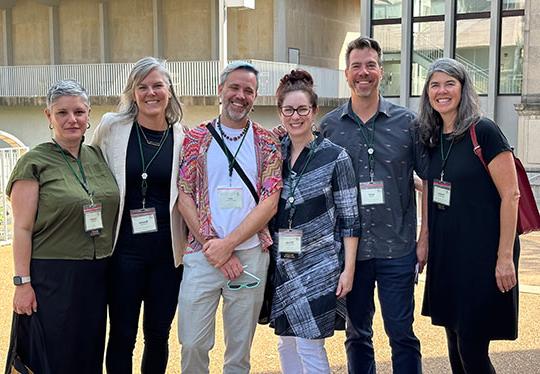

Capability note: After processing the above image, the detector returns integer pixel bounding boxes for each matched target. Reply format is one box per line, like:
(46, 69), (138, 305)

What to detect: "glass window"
(457, 0), (491, 13)
(455, 19), (490, 95)
(373, 24), (402, 97)
(413, 0), (444, 17)
(373, 0), (402, 20)
(499, 15), (524, 94)
(502, 0), (525, 10)
(411, 21), (444, 96)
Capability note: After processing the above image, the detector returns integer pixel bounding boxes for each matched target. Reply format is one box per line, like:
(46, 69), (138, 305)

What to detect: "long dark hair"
(417, 58), (481, 147)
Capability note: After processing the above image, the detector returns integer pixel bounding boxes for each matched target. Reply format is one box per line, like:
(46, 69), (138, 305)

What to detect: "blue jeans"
(345, 250), (421, 374)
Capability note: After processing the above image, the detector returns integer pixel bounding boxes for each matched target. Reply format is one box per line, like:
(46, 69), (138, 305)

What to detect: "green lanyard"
(351, 112), (376, 181)
(286, 145), (315, 229)
(53, 140), (94, 204)
(217, 118), (250, 178)
(135, 122), (170, 208)
(439, 131), (455, 181)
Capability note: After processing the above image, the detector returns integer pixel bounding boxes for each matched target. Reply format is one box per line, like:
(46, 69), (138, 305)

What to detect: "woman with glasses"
(269, 69), (360, 373)
(91, 57), (186, 374)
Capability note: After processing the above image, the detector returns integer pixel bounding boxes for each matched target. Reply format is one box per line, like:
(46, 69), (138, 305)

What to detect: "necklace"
(137, 121), (169, 147)
(218, 121), (250, 141)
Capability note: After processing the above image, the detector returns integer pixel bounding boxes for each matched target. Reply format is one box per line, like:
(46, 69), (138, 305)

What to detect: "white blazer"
(91, 112), (187, 267)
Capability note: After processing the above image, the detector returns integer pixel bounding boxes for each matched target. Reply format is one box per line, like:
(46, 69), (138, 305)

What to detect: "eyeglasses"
(280, 106), (312, 117)
(226, 265), (261, 290)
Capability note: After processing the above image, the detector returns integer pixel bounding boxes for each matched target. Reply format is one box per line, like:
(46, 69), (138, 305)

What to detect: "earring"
(87, 122), (91, 129)
(48, 123), (53, 129)
(311, 123), (317, 132)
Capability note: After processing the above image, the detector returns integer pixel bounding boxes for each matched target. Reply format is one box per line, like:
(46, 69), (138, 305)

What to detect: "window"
(455, 18), (490, 94)
(411, 21), (444, 95)
(372, 0), (402, 97)
(499, 14), (524, 94)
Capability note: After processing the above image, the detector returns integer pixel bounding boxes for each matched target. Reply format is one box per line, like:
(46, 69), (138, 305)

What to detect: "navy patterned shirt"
(320, 97), (428, 260)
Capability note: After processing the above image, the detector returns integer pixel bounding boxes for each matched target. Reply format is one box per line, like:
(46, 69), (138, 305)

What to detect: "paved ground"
(0, 232), (539, 373)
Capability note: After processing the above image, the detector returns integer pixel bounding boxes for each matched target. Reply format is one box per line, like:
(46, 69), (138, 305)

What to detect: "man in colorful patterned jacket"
(177, 61), (282, 374)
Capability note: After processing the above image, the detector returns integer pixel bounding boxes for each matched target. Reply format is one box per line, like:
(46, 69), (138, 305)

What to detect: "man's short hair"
(345, 37), (383, 67)
(219, 61), (260, 89)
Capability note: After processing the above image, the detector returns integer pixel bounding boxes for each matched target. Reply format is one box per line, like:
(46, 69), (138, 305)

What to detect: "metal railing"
(0, 147), (28, 244)
(0, 60), (349, 100)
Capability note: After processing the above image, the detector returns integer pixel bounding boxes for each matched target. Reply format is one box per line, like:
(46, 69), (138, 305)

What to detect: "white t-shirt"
(207, 122), (260, 250)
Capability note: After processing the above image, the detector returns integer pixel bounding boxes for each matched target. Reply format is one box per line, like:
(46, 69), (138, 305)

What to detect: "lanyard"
(439, 131), (455, 181)
(286, 145), (315, 229)
(135, 122), (170, 208)
(216, 118), (250, 179)
(53, 140), (94, 204)
(351, 112), (376, 182)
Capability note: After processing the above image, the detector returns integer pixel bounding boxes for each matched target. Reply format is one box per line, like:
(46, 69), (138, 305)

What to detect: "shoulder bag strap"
(206, 122), (260, 204)
(469, 123), (490, 174)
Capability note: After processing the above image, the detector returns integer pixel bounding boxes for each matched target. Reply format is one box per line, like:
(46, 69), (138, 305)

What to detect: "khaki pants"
(178, 247), (269, 374)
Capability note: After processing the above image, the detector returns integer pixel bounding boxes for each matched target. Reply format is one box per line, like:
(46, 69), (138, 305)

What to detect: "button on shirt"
(319, 97), (428, 260)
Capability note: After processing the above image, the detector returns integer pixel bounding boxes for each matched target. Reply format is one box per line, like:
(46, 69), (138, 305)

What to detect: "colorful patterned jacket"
(178, 120), (282, 253)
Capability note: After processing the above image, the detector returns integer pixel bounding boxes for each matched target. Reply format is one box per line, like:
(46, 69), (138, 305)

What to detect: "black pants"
(445, 328), (496, 374)
(19, 258), (108, 374)
(105, 243), (182, 374)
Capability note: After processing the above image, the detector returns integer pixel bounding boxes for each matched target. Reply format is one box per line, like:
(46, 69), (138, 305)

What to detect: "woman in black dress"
(417, 58), (520, 374)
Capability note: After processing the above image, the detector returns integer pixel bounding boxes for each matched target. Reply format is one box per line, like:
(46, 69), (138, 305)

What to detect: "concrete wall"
(12, 0), (49, 65)
(58, 0), (101, 64)
(285, 0), (360, 69)
(0, 10), (5, 64)
(162, 0), (212, 60)
(228, 0), (274, 61)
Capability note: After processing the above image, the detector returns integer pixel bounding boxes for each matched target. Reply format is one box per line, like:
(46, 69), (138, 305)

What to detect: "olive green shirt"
(6, 142), (120, 260)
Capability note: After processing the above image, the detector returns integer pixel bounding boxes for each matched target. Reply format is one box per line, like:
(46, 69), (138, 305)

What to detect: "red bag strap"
(469, 123), (490, 174)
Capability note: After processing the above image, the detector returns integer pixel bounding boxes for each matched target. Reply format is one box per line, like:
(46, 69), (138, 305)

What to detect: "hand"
(219, 255), (244, 280)
(203, 238), (235, 267)
(13, 284), (37, 315)
(416, 234), (428, 273)
(336, 270), (354, 299)
(495, 257), (516, 293)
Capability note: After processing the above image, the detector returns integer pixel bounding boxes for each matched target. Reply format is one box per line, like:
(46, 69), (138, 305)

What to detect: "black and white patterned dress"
(270, 135), (360, 339)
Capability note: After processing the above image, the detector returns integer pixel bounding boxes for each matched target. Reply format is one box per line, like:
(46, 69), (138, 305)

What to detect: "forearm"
(420, 180), (429, 239)
(223, 191), (279, 249)
(177, 191), (206, 245)
(13, 228), (32, 276)
(342, 236), (358, 273)
(498, 196), (518, 260)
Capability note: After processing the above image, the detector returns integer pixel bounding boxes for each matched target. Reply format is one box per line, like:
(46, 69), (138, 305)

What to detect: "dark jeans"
(445, 328), (496, 374)
(346, 250), (422, 374)
(105, 248), (182, 374)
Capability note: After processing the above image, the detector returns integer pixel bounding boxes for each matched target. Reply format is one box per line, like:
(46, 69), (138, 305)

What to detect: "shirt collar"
(340, 95), (392, 122)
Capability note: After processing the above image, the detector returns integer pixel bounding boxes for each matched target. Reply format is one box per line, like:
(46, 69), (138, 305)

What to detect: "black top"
(422, 117), (520, 340)
(117, 124), (173, 261)
(320, 97), (428, 260)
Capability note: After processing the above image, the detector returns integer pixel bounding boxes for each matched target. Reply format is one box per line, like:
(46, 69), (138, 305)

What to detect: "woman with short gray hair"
(92, 56), (187, 373)
(7, 79), (120, 373)
(418, 58), (520, 373)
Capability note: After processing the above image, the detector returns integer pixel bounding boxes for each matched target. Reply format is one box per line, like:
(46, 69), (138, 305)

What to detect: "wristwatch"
(13, 276), (31, 286)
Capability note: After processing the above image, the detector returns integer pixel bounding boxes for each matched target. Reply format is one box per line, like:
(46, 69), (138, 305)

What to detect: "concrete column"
(211, 0), (218, 60)
(273, 0), (286, 62)
(486, 0), (501, 121)
(444, 0), (455, 58)
(400, 0), (412, 106)
(218, 0), (227, 71)
(99, 1), (110, 63)
(2, 8), (13, 65)
(360, 0), (370, 37)
(152, 0), (163, 57)
(48, 5), (59, 64)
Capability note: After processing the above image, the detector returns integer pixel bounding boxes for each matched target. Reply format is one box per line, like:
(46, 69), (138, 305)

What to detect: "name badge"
(278, 229), (303, 259)
(433, 179), (451, 207)
(130, 207), (158, 234)
(359, 181), (385, 205)
(83, 203), (103, 237)
(217, 187), (243, 209)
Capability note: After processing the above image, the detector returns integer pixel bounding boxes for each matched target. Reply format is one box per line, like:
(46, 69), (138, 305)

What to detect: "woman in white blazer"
(91, 57), (186, 374)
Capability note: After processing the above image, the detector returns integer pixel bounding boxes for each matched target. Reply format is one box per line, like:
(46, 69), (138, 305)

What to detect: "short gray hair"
(46, 80), (90, 108)
(118, 56), (183, 124)
(418, 58), (481, 147)
(219, 61), (259, 89)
